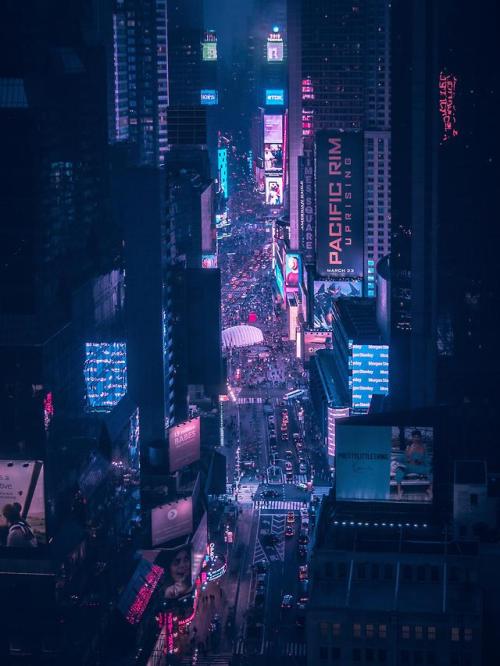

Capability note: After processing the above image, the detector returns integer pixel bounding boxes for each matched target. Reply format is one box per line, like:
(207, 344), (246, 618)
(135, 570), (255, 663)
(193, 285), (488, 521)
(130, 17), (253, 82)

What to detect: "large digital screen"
(84, 342), (127, 411)
(264, 115), (283, 144)
(202, 41), (217, 61)
(169, 417), (201, 472)
(265, 89), (284, 105)
(313, 280), (362, 329)
(285, 253), (301, 291)
(264, 143), (283, 171)
(151, 497), (193, 547)
(0, 460), (46, 547)
(218, 147), (228, 198)
(303, 330), (331, 362)
(316, 131), (364, 278)
(336, 425), (434, 503)
(156, 545), (193, 600)
(265, 175), (283, 206)
(299, 144), (316, 264)
(202, 254), (217, 269)
(327, 407), (350, 463)
(274, 263), (285, 298)
(118, 557), (164, 625)
(350, 344), (389, 411)
(191, 512), (208, 584)
(201, 89), (218, 105)
(267, 35), (284, 62)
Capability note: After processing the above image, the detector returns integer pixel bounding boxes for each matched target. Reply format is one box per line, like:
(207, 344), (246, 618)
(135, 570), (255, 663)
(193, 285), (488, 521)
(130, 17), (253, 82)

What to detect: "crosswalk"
(255, 500), (308, 511)
(236, 396), (263, 404)
(285, 474), (307, 484)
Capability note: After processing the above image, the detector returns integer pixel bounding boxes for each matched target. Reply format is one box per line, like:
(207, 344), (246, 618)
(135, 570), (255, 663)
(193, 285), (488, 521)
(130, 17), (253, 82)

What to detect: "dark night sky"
(204, 0), (255, 60)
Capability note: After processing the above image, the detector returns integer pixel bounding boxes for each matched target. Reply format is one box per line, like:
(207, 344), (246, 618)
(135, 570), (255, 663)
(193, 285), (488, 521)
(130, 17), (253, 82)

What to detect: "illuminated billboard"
(316, 131), (364, 278)
(264, 115), (283, 144)
(274, 263), (285, 298)
(169, 417), (201, 472)
(118, 557), (164, 625)
(267, 33), (284, 62)
(327, 407), (350, 463)
(191, 512), (208, 584)
(336, 425), (434, 503)
(265, 89), (284, 106)
(256, 166), (265, 193)
(285, 253), (301, 291)
(201, 89), (218, 105)
(202, 254), (217, 269)
(264, 143), (283, 171)
(303, 330), (331, 362)
(157, 545), (193, 600)
(202, 36), (217, 61)
(265, 175), (283, 206)
(218, 148), (228, 198)
(313, 280), (362, 329)
(0, 460), (46, 547)
(350, 344), (389, 411)
(151, 497), (193, 547)
(84, 342), (127, 411)
(298, 143), (316, 264)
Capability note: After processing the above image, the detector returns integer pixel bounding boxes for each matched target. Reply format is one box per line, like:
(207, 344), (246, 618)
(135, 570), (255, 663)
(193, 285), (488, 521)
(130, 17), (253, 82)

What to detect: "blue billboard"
(201, 89), (218, 105)
(350, 344), (389, 411)
(274, 263), (285, 298)
(265, 89), (284, 106)
(218, 148), (228, 198)
(84, 342), (127, 411)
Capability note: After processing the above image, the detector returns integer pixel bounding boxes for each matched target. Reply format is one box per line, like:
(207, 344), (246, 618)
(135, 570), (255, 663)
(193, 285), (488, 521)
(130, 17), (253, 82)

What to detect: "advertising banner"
(202, 254), (217, 269)
(202, 41), (217, 61)
(191, 512), (208, 584)
(264, 144), (283, 171)
(274, 264), (285, 298)
(157, 545), (193, 600)
(169, 417), (201, 472)
(151, 497), (193, 547)
(303, 330), (331, 362)
(315, 131), (364, 277)
(285, 253), (301, 291)
(350, 344), (389, 411)
(201, 89), (218, 105)
(327, 407), (350, 463)
(265, 176), (283, 206)
(256, 166), (265, 193)
(299, 141), (316, 265)
(313, 279), (362, 328)
(0, 460), (46, 547)
(264, 115), (283, 144)
(267, 35), (284, 62)
(84, 341), (127, 411)
(336, 425), (434, 503)
(265, 89), (284, 105)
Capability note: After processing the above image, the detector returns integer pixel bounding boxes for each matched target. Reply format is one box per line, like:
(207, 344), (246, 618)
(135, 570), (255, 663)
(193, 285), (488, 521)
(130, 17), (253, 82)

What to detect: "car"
(254, 561), (268, 574)
(263, 533), (281, 546)
(286, 511), (295, 524)
(298, 531), (309, 544)
(298, 565), (309, 581)
(285, 450), (293, 459)
(281, 594), (294, 609)
(285, 462), (293, 473)
(296, 482), (308, 491)
(285, 525), (294, 538)
(301, 519), (309, 531)
(299, 463), (307, 474)
(298, 545), (307, 560)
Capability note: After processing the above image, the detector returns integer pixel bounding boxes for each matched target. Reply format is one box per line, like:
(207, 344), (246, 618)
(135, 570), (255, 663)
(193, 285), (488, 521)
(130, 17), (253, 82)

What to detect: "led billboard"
(217, 147), (228, 197)
(313, 280), (362, 329)
(256, 166), (265, 193)
(274, 263), (285, 298)
(265, 175), (283, 206)
(84, 342), (127, 411)
(315, 131), (364, 278)
(327, 407), (350, 463)
(267, 34), (284, 62)
(350, 344), (389, 411)
(202, 40), (217, 61)
(156, 545), (193, 600)
(264, 115), (283, 144)
(298, 142), (315, 264)
(151, 497), (193, 547)
(303, 330), (331, 362)
(0, 460), (46, 547)
(264, 143), (283, 171)
(202, 254), (217, 269)
(201, 89), (218, 105)
(191, 512), (208, 584)
(169, 417), (201, 472)
(285, 253), (301, 291)
(336, 425), (434, 503)
(265, 89), (284, 105)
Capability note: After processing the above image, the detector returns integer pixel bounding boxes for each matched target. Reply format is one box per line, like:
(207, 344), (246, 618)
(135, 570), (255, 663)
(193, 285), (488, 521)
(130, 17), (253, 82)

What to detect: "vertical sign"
(299, 139), (316, 265)
(315, 131), (364, 278)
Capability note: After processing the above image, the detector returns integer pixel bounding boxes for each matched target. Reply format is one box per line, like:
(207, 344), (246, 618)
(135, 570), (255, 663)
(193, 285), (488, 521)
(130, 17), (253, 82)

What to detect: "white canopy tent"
(222, 325), (264, 351)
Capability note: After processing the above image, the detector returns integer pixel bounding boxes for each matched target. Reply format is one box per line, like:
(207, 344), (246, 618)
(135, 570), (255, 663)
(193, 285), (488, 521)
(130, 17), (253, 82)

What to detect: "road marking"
(254, 500), (307, 511)
(281, 642), (307, 657)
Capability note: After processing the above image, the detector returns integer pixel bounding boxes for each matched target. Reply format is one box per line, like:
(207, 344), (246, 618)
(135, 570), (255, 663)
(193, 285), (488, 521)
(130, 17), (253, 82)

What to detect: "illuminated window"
(333, 623), (341, 637)
(464, 628), (472, 642)
(451, 627), (460, 641)
(427, 626), (436, 640)
(401, 625), (410, 639)
(353, 623), (361, 638)
(379, 624), (387, 638)
(366, 624), (374, 638)
(320, 622), (329, 639)
(415, 626), (423, 640)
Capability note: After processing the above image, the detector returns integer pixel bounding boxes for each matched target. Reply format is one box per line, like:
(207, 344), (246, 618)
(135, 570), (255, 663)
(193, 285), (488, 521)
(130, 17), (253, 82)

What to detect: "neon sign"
(439, 72), (458, 144)
(126, 564), (163, 625)
(43, 392), (54, 431)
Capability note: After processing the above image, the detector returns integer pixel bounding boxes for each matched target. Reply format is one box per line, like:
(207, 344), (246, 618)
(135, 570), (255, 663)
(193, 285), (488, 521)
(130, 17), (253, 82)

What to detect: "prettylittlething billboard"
(151, 496), (193, 547)
(316, 131), (364, 278)
(264, 115), (283, 144)
(0, 460), (46, 546)
(169, 417), (201, 472)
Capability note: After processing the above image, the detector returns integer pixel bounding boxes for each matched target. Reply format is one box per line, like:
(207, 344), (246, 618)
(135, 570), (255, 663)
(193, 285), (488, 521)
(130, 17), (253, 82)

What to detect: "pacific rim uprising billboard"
(315, 131), (364, 278)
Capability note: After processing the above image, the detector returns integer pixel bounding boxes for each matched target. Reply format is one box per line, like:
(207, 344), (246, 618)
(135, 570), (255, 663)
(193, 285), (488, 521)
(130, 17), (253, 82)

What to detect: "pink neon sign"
(439, 71), (459, 144)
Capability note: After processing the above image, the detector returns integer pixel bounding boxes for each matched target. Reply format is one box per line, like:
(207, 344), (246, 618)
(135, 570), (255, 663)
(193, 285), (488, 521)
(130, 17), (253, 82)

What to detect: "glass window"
(366, 624), (374, 638)
(353, 624), (362, 638)
(401, 650), (410, 664)
(427, 626), (436, 640)
(379, 624), (387, 638)
(366, 648), (374, 662)
(333, 623), (341, 637)
(464, 628), (472, 642)
(451, 627), (460, 642)
(378, 649), (387, 663)
(401, 626), (410, 639)
(352, 648), (361, 662)
(319, 646), (328, 660)
(415, 626), (423, 640)
(332, 647), (341, 661)
(320, 622), (329, 639)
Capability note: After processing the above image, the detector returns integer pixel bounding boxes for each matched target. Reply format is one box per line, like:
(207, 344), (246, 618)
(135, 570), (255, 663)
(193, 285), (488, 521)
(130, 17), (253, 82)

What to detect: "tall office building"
(288, 0), (390, 298)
